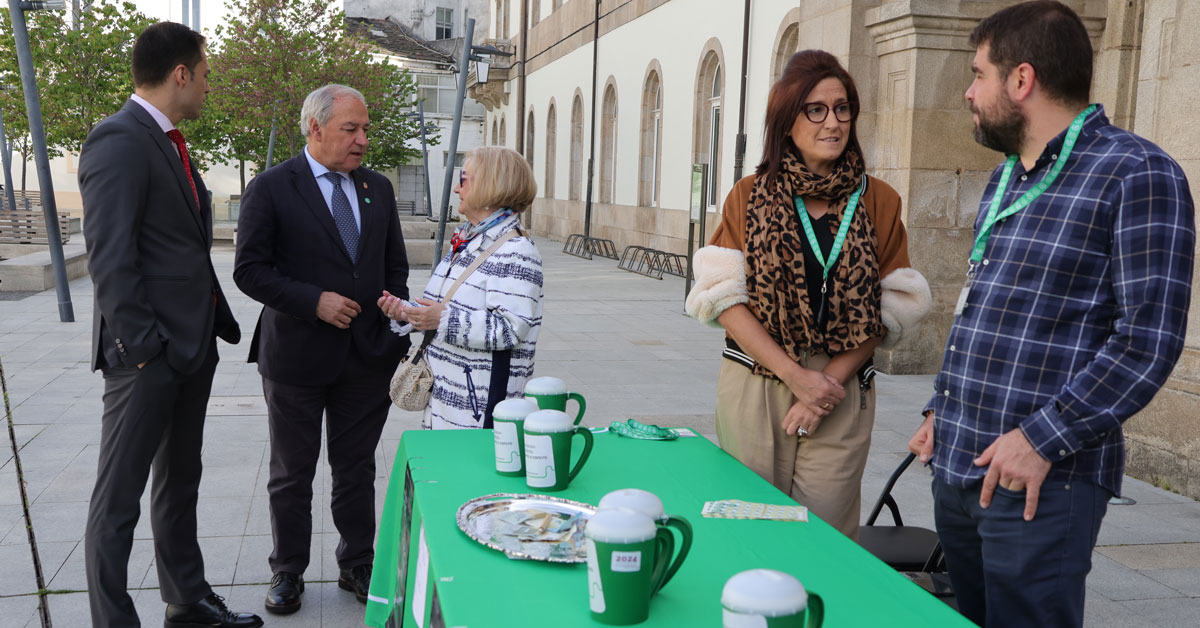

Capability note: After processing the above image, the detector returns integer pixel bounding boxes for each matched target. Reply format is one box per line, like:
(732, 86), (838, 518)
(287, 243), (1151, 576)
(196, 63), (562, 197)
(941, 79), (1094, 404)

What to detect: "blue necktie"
(324, 172), (359, 263)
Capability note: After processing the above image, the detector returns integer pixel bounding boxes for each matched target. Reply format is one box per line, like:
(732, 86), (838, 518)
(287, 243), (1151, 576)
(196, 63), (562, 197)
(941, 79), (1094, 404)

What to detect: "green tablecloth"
(366, 429), (971, 627)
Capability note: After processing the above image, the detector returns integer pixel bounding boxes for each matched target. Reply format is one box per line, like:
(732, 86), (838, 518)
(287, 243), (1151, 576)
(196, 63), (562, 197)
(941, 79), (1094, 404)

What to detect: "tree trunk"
(239, 159), (246, 195)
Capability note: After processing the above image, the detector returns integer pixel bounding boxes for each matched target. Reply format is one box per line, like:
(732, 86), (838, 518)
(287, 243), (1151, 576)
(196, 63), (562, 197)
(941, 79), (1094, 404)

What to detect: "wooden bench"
(2, 191), (43, 211)
(0, 210), (71, 245)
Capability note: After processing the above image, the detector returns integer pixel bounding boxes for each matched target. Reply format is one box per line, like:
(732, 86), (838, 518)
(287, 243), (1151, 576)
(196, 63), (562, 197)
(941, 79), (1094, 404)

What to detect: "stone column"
(1124, 0), (1200, 498)
(863, 0), (1104, 374)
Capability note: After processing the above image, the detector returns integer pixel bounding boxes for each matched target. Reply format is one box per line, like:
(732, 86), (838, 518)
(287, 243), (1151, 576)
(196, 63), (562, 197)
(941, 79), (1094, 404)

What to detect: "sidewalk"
(1, 240), (1198, 627)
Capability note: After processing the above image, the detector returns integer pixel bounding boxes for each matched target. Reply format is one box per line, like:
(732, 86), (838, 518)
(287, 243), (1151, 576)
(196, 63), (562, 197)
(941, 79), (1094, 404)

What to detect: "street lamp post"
(415, 100), (434, 218)
(404, 102), (436, 218)
(8, 0), (73, 323)
(432, 18), (511, 263)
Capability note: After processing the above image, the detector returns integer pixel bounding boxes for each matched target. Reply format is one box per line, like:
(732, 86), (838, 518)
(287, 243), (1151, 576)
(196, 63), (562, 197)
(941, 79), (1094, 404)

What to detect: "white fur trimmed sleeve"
(685, 245), (749, 328)
(880, 267), (932, 349)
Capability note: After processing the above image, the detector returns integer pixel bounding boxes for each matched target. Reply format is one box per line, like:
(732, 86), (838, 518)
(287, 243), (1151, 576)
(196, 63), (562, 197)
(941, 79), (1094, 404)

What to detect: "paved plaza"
(2, 234), (1200, 627)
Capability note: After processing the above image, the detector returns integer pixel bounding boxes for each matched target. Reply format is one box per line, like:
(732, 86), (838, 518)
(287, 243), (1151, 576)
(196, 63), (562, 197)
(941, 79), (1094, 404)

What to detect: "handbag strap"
(413, 227), (523, 354)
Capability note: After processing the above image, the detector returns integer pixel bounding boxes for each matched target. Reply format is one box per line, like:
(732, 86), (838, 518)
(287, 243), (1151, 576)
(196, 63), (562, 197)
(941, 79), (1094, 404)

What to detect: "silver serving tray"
(456, 492), (597, 563)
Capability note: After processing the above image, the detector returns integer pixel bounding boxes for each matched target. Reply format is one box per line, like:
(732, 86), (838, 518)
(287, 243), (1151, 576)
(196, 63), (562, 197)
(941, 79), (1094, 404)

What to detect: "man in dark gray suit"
(234, 84), (410, 614)
(78, 22), (261, 628)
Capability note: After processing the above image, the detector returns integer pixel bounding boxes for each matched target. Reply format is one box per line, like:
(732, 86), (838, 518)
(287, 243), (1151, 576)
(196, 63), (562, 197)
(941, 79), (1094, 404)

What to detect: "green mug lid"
(585, 507), (657, 543)
(598, 489), (665, 521)
(493, 398), (539, 421)
(524, 376), (567, 396)
(523, 409), (575, 433)
(722, 569), (808, 616)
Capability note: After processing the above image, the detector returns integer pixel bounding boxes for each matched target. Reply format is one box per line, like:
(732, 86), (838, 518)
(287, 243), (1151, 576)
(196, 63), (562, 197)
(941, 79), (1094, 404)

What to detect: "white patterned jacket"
(393, 213), (543, 428)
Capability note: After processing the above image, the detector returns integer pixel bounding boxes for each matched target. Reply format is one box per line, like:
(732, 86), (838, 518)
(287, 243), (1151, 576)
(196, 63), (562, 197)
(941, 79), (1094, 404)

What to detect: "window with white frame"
(570, 95), (584, 201)
(526, 110), (535, 166)
(435, 7), (453, 40)
(545, 103), (557, 198)
(416, 73), (483, 116)
(692, 50), (723, 211)
(708, 65), (722, 208)
(639, 70), (663, 207)
(600, 84), (617, 204)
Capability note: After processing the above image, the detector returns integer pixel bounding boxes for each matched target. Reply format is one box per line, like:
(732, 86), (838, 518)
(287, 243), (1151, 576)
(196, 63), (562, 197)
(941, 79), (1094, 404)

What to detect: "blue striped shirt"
(924, 105), (1195, 496)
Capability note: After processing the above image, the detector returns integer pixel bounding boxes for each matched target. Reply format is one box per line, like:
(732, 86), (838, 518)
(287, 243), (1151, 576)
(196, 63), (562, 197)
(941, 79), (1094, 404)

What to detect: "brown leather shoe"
(164, 592), (264, 628)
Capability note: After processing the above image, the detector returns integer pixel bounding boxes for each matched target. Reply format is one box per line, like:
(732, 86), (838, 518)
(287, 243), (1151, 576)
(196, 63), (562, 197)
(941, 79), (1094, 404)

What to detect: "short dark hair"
(131, 22), (206, 88)
(969, 0), (1092, 106)
(757, 50), (864, 183)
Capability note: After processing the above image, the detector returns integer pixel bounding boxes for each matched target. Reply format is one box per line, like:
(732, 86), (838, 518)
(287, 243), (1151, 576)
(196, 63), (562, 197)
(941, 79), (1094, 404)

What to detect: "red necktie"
(166, 129), (200, 211)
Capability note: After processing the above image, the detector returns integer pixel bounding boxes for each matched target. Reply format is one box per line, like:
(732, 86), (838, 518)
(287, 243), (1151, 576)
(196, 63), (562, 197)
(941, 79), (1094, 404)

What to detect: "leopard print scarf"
(744, 147), (885, 378)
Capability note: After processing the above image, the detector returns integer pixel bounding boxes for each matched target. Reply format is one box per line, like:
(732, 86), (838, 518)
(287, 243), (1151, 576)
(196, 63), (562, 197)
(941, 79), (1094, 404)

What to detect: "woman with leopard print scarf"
(686, 50), (931, 540)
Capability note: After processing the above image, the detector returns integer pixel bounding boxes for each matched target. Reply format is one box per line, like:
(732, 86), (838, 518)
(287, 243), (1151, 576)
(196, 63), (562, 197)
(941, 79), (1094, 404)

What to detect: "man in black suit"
(234, 84), (411, 614)
(79, 22), (261, 628)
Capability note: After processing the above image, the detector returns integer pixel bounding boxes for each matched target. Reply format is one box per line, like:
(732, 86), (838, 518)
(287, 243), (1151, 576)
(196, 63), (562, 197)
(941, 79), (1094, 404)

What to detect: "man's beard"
(972, 93), (1026, 155)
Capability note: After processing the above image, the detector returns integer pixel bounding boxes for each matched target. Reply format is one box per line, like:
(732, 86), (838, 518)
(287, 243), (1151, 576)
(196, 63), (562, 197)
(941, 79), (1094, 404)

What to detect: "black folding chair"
(858, 453), (956, 606)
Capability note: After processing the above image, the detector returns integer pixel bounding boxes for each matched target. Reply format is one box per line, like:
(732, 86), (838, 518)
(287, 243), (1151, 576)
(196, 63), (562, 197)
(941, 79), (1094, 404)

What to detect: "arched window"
(499, 116), (507, 146)
(773, 22), (799, 85)
(570, 94), (583, 201)
(693, 45), (725, 209)
(599, 82), (618, 204)
(707, 66), (722, 208)
(491, 119), (498, 145)
(545, 102), (557, 198)
(639, 67), (663, 207)
(526, 110), (535, 167)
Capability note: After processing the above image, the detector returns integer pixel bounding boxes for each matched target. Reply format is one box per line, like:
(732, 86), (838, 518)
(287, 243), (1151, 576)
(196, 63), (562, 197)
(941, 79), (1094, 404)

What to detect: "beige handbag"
(389, 229), (520, 411)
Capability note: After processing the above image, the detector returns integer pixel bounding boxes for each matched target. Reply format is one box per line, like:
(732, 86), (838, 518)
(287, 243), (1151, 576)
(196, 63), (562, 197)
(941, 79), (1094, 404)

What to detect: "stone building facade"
(474, 0), (1200, 499)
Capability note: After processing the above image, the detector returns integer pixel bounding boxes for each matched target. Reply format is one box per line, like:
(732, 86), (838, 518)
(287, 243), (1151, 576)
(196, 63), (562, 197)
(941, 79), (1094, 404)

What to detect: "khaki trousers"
(715, 353), (875, 540)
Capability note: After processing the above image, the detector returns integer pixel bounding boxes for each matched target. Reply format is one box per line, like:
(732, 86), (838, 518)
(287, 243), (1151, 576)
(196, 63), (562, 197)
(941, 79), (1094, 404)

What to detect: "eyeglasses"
(802, 101), (858, 124)
(459, 170), (470, 186)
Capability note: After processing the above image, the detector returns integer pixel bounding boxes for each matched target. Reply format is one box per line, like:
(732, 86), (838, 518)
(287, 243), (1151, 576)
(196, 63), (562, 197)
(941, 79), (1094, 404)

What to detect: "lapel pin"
(365, 197), (372, 204)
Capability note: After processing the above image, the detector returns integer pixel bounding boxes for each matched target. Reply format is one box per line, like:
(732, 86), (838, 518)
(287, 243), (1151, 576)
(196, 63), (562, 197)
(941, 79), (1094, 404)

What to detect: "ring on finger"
(822, 402), (833, 410)
(797, 427), (809, 437)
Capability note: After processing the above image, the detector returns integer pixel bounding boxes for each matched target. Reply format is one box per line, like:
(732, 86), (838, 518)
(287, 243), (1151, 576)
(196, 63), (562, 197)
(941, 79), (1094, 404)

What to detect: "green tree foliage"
(0, 1), (151, 189)
(182, 0), (421, 191)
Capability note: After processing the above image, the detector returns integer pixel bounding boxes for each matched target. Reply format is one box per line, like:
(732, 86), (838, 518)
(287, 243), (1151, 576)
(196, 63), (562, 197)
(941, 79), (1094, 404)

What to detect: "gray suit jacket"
(79, 99), (240, 374)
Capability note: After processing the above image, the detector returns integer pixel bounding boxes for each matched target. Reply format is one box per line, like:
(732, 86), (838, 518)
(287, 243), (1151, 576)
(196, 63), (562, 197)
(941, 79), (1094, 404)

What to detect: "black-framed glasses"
(802, 101), (858, 123)
(459, 170), (468, 186)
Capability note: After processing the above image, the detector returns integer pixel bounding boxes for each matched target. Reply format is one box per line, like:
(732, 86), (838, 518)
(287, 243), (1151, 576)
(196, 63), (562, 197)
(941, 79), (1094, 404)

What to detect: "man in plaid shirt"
(908, 2), (1195, 626)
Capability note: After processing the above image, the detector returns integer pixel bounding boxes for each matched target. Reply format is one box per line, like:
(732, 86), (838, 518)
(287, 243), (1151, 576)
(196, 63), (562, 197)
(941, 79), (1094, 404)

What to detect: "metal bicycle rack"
(563, 233), (619, 260)
(618, 245), (691, 280)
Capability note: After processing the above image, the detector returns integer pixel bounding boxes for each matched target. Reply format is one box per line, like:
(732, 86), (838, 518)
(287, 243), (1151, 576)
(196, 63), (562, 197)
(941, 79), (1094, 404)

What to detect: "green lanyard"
(793, 176), (865, 292)
(608, 419), (679, 441)
(968, 104), (1096, 269)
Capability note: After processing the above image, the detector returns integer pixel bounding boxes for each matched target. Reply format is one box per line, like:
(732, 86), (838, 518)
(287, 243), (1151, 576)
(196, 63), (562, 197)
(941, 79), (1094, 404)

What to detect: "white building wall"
(516, 0), (803, 213)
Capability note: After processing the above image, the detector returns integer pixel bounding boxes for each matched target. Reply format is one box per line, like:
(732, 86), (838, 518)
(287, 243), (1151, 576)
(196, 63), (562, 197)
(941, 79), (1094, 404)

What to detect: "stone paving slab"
(1098, 544), (1200, 571)
(1, 242), (1199, 626)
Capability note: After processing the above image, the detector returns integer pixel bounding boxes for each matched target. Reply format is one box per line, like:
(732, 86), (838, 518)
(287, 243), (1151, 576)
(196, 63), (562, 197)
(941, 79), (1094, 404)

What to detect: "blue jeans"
(932, 477), (1110, 628)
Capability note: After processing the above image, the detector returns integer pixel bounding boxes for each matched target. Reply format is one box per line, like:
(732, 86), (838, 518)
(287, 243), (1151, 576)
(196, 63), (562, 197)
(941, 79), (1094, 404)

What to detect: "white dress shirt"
(304, 146), (361, 230)
(130, 93), (187, 168)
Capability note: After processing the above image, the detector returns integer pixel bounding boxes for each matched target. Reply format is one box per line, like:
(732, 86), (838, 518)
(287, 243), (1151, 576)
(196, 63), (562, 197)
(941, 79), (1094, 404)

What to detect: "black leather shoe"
(264, 571), (304, 614)
(338, 564), (371, 604)
(164, 592), (264, 628)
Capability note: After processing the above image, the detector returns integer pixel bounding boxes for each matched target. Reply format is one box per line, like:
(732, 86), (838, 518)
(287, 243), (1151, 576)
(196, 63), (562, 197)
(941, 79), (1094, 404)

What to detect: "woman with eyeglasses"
(379, 146), (543, 429)
(686, 50), (930, 539)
